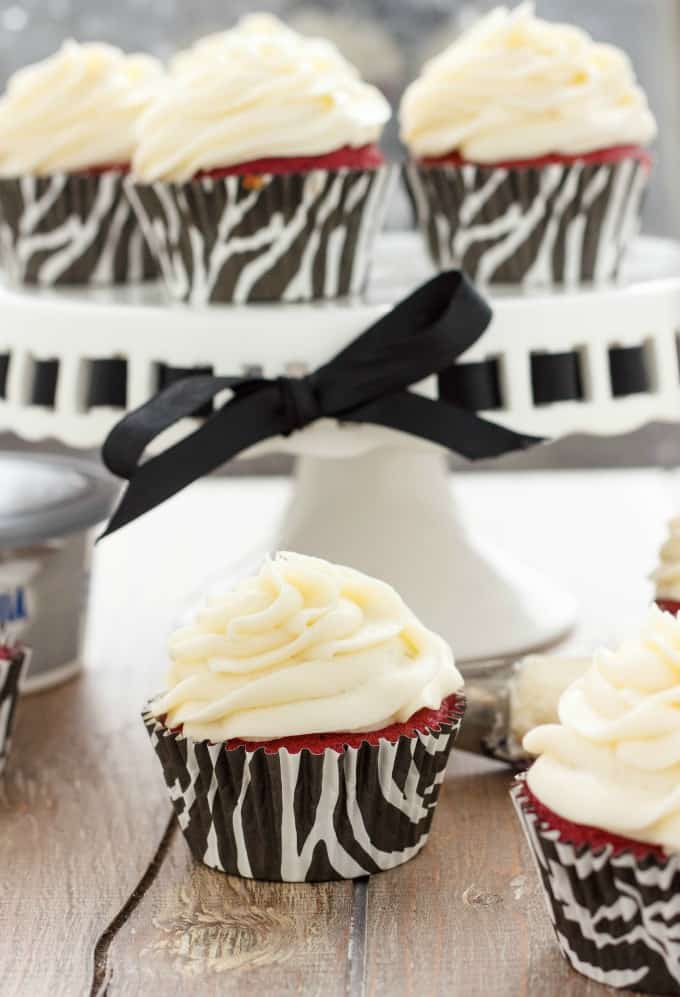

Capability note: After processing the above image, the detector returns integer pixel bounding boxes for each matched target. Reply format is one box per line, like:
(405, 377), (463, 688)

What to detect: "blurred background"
(1, 0), (679, 466)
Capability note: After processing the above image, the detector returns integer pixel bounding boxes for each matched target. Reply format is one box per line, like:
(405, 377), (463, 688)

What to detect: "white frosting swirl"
(151, 552), (462, 742)
(400, 2), (657, 161)
(133, 14), (390, 182)
(0, 41), (164, 177)
(524, 607), (680, 852)
(652, 518), (680, 602)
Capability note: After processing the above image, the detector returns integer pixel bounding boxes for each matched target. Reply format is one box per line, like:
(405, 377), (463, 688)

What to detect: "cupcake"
(651, 518), (680, 615)
(513, 607), (680, 993)
(400, 3), (657, 287)
(0, 41), (163, 285)
(128, 14), (393, 304)
(0, 642), (28, 775)
(144, 552), (465, 882)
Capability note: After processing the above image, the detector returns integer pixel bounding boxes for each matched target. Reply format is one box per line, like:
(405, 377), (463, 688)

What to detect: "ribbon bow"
(102, 271), (541, 537)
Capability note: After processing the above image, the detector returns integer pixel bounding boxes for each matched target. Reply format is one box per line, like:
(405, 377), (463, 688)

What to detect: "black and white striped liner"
(144, 695), (464, 882)
(0, 647), (28, 776)
(404, 157), (649, 287)
(0, 172), (157, 286)
(512, 781), (680, 994)
(126, 166), (394, 305)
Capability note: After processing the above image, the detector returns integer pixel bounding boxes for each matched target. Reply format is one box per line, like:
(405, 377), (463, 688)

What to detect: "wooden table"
(1, 468), (673, 997)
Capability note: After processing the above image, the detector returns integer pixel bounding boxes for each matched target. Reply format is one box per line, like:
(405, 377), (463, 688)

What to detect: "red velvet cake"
(198, 144), (385, 179)
(205, 692), (463, 755)
(655, 598), (680, 616)
(420, 144), (652, 172)
(520, 779), (667, 861)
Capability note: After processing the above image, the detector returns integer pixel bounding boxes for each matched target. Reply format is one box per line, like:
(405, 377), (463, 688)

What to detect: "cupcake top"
(652, 518), (680, 603)
(400, 2), (657, 163)
(0, 41), (164, 177)
(524, 607), (680, 852)
(150, 551), (462, 742)
(133, 14), (391, 182)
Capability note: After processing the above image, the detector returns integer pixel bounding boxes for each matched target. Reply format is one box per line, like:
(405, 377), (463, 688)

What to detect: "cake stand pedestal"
(279, 448), (572, 662)
(1, 233), (679, 667)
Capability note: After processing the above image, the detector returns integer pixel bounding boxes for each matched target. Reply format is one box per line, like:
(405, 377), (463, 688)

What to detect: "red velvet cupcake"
(0, 42), (163, 285)
(656, 599), (680, 615)
(145, 693), (465, 882)
(400, 7), (656, 287)
(652, 518), (680, 614)
(127, 16), (393, 304)
(512, 776), (680, 994)
(0, 643), (29, 775)
(514, 607), (680, 993)
(143, 552), (465, 881)
(197, 145), (385, 179)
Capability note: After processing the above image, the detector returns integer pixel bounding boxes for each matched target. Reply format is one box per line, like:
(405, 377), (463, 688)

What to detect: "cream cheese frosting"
(133, 14), (391, 182)
(652, 518), (680, 602)
(510, 653), (591, 743)
(0, 40), (164, 177)
(524, 607), (680, 852)
(400, 2), (657, 162)
(150, 551), (462, 742)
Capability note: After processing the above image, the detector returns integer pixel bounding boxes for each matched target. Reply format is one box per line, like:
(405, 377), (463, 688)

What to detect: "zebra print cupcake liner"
(404, 156), (649, 287)
(0, 171), (157, 286)
(143, 694), (464, 882)
(512, 780), (680, 994)
(126, 166), (394, 305)
(0, 646), (28, 776)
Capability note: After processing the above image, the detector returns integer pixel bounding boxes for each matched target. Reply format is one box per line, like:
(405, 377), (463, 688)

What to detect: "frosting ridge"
(0, 40), (164, 176)
(133, 14), (390, 181)
(652, 518), (680, 602)
(151, 552), (462, 741)
(524, 607), (680, 852)
(400, 2), (656, 161)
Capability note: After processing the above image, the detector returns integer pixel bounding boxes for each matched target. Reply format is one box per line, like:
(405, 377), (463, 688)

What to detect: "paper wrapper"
(143, 694), (464, 882)
(404, 156), (649, 287)
(0, 647), (28, 776)
(512, 779), (680, 994)
(0, 171), (157, 285)
(126, 166), (394, 304)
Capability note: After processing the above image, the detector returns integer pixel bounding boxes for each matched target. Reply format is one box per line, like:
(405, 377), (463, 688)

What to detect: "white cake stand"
(1, 233), (679, 664)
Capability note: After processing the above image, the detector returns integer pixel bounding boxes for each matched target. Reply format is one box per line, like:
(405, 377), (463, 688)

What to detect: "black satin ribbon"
(0, 353), (9, 399)
(101, 271), (542, 537)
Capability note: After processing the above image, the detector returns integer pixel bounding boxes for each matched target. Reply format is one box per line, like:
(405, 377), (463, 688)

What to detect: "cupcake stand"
(1, 232), (679, 668)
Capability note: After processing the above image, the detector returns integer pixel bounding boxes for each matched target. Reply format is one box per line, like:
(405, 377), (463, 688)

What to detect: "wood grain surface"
(1, 470), (674, 997)
(0, 670), (170, 997)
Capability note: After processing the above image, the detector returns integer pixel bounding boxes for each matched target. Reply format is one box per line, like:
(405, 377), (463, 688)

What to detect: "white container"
(0, 453), (119, 692)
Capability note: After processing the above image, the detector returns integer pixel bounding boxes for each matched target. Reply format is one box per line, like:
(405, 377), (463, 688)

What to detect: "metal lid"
(0, 452), (119, 548)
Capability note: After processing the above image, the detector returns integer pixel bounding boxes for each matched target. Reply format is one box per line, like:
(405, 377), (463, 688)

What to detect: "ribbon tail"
(313, 271), (493, 413)
(103, 375), (240, 481)
(101, 385), (285, 538)
(344, 391), (543, 460)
